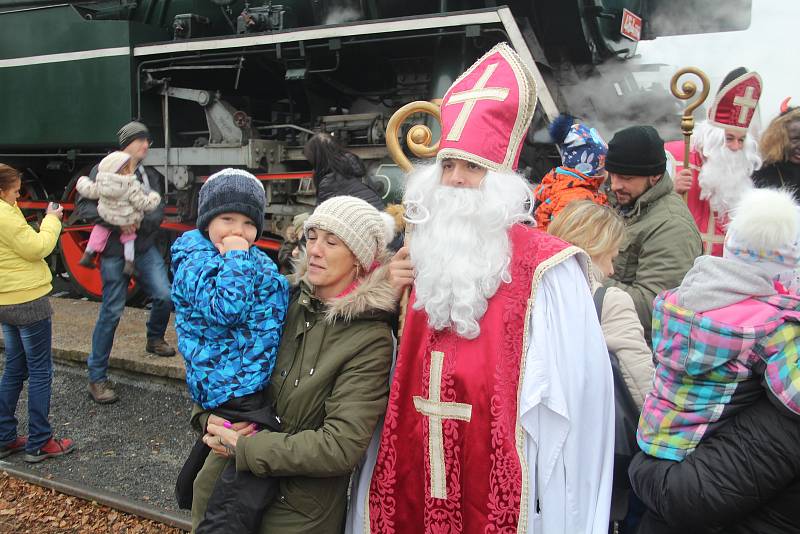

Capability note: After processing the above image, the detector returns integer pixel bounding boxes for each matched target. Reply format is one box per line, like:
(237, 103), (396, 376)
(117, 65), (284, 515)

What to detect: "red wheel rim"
(61, 177), (137, 300)
(60, 229), (104, 299)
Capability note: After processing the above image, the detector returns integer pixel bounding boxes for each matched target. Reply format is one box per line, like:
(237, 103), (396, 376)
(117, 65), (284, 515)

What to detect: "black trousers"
(176, 390), (281, 534)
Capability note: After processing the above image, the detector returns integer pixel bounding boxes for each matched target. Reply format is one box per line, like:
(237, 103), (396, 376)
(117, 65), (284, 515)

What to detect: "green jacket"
(191, 261), (396, 534)
(606, 174), (701, 339)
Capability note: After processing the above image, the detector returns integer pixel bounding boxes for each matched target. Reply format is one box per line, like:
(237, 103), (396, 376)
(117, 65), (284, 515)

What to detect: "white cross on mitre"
(444, 62), (509, 142)
(733, 86), (758, 126)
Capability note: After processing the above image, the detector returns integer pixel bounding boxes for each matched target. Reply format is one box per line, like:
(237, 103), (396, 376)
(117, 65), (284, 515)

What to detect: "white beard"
(693, 122), (762, 217)
(404, 163), (533, 339)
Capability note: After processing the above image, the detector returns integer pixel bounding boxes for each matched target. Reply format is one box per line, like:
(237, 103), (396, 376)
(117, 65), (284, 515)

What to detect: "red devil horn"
(781, 97), (792, 114)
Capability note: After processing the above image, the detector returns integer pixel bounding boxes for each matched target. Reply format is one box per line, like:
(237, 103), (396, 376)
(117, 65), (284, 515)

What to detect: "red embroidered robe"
(665, 140), (726, 256)
(366, 224), (576, 533)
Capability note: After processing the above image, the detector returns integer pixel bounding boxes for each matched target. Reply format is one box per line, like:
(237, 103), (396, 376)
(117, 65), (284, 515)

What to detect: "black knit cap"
(605, 125), (667, 177)
(117, 121), (150, 149)
(196, 169), (266, 237)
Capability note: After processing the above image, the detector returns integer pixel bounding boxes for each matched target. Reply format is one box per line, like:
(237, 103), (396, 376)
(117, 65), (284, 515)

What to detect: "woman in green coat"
(191, 196), (396, 533)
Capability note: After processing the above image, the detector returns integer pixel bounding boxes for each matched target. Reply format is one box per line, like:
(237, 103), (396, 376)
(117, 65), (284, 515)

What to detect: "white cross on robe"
(733, 86), (757, 126)
(444, 62), (509, 142)
(700, 210), (726, 254)
(412, 351), (472, 500)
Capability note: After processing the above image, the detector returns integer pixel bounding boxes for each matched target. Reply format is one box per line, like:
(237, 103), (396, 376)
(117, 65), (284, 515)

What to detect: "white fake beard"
(404, 163), (533, 339)
(694, 123), (761, 216)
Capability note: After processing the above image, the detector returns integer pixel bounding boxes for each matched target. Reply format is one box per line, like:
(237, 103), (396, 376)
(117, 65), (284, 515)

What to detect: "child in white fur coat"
(76, 151), (161, 275)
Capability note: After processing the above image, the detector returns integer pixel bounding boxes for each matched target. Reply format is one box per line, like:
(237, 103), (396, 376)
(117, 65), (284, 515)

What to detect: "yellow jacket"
(0, 201), (61, 305)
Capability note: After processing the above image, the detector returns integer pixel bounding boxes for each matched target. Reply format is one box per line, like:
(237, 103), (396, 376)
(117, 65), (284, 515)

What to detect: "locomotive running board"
(133, 8), (504, 56)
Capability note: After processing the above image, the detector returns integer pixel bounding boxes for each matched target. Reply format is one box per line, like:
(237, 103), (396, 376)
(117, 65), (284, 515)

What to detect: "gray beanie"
(196, 168), (266, 237)
(305, 196), (392, 269)
(117, 121), (150, 149)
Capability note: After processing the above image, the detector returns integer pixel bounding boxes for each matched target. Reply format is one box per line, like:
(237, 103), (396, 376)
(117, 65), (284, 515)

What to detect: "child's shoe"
(24, 437), (75, 463)
(0, 436), (27, 459)
(79, 250), (96, 268)
(123, 261), (135, 276)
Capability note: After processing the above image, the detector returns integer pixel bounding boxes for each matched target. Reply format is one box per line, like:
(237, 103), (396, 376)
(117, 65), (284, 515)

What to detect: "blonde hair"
(761, 108), (800, 165)
(547, 200), (624, 257)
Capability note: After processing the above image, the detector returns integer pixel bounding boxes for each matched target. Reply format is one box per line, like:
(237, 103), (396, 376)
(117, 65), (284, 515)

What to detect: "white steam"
(323, 4), (362, 25)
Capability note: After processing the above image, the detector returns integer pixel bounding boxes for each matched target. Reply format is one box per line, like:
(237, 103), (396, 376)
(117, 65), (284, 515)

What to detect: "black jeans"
(177, 391), (281, 534)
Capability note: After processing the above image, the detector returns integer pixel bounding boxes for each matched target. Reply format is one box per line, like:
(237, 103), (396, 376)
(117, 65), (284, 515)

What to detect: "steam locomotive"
(0, 0), (751, 299)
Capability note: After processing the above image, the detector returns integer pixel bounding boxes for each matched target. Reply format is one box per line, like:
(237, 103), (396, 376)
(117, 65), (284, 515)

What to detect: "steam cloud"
(323, 2), (363, 25)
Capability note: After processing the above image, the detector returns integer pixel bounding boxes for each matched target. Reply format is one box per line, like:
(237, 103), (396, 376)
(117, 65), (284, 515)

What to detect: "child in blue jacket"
(171, 168), (288, 534)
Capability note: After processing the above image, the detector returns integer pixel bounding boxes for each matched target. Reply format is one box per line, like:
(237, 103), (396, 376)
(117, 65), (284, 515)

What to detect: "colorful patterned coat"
(171, 229), (289, 409)
(638, 290), (800, 461)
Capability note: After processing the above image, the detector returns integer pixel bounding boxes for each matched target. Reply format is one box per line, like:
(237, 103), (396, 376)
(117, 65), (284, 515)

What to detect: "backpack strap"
(593, 286), (608, 322)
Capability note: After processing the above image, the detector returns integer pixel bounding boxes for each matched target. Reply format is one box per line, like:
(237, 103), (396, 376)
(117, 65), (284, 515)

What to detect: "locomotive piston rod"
(158, 85), (257, 146)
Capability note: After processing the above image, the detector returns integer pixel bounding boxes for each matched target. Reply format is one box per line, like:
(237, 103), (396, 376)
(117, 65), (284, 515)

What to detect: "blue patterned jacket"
(171, 229), (289, 409)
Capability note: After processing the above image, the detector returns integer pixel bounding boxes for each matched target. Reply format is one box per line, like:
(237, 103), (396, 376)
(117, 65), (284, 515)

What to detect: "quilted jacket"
(171, 229), (289, 409)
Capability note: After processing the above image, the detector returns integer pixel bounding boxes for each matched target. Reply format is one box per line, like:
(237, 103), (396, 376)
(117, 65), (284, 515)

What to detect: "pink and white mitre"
(436, 42), (537, 172)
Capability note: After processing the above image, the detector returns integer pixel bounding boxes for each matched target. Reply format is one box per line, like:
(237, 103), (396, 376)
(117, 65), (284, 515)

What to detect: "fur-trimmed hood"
(292, 250), (397, 323)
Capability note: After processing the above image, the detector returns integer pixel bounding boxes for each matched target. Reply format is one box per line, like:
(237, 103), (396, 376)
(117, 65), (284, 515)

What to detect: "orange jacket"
(533, 167), (608, 230)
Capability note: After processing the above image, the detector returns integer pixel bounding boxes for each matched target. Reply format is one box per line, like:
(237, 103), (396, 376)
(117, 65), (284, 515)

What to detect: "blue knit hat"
(549, 114), (608, 176)
(196, 168), (266, 237)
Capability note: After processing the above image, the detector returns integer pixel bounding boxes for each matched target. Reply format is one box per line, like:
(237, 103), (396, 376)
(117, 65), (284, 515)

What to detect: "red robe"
(366, 225), (574, 533)
(665, 140), (726, 256)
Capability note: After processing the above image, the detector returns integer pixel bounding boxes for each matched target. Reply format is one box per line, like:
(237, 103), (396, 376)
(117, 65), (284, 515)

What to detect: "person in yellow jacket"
(0, 164), (75, 463)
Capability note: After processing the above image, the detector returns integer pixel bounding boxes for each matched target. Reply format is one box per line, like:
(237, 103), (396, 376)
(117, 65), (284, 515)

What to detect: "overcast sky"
(635, 0), (794, 127)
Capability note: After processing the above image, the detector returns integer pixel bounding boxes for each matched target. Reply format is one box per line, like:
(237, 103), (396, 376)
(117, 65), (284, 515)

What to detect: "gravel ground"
(0, 359), (195, 518)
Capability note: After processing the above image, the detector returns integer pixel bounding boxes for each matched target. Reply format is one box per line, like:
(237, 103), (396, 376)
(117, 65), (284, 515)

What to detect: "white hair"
(404, 162), (533, 339)
(691, 121), (762, 216)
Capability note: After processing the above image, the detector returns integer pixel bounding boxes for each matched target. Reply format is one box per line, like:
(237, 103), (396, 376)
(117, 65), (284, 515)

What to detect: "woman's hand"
(204, 418), (257, 457)
(46, 203), (64, 220)
(389, 246), (415, 300)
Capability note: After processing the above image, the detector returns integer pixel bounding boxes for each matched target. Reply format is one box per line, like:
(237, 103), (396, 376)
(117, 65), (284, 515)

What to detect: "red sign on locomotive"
(621, 8), (642, 42)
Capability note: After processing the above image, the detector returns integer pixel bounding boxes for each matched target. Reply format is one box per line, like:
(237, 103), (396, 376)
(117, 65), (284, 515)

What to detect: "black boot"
(79, 250), (96, 268)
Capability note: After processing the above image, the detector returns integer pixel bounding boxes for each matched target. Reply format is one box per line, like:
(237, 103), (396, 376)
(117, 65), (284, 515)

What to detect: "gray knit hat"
(196, 168), (266, 237)
(117, 121), (151, 149)
(305, 196), (391, 269)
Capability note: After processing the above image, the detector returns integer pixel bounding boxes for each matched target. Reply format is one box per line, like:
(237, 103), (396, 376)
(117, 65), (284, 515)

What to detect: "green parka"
(606, 174), (702, 340)
(190, 259), (396, 533)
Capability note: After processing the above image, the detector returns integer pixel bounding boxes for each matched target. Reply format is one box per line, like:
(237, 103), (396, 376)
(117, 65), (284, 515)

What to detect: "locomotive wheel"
(18, 172), (60, 274)
(18, 172), (48, 224)
(59, 167), (141, 303)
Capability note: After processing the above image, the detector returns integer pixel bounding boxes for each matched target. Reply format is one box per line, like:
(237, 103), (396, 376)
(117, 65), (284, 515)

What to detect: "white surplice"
(347, 256), (615, 534)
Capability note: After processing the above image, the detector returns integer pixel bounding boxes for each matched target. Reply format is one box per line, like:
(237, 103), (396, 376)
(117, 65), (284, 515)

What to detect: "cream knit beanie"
(304, 196), (393, 269)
